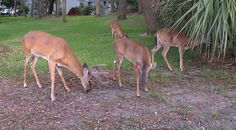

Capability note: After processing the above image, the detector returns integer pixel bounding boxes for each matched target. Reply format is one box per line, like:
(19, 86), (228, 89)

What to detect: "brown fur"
(110, 20), (127, 42)
(152, 28), (197, 71)
(113, 38), (154, 97)
(22, 31), (91, 101)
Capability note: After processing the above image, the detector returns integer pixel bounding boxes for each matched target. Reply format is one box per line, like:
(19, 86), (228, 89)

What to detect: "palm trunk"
(141, 0), (160, 34)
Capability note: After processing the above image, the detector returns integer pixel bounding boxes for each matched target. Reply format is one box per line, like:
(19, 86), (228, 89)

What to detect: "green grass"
(0, 15), (192, 78)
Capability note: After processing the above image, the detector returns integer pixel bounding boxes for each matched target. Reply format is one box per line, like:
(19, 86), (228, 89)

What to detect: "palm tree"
(159, 0), (236, 61)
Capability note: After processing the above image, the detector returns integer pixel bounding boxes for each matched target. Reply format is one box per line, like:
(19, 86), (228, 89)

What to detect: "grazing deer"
(152, 28), (198, 71)
(22, 31), (106, 101)
(113, 38), (156, 97)
(110, 20), (128, 42)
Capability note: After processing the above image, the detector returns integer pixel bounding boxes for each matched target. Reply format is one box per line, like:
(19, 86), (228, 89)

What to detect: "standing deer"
(110, 20), (128, 42)
(22, 31), (106, 101)
(152, 28), (198, 71)
(113, 38), (156, 97)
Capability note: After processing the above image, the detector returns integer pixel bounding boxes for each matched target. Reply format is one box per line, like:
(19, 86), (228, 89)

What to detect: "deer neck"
(65, 53), (84, 78)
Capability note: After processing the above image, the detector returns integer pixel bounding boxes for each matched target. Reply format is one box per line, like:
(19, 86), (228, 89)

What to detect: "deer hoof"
(136, 95), (141, 98)
(144, 88), (148, 92)
(66, 88), (71, 92)
(51, 97), (56, 101)
(37, 83), (43, 88)
(23, 83), (27, 88)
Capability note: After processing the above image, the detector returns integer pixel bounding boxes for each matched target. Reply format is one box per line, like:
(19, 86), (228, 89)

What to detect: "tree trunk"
(56, 0), (60, 16)
(111, 0), (115, 12)
(48, 0), (55, 15)
(138, 0), (142, 14)
(140, 0), (160, 34)
(31, 0), (35, 17)
(117, 0), (126, 20)
(14, 0), (16, 16)
(62, 0), (66, 22)
(39, 0), (44, 18)
(96, 0), (100, 16)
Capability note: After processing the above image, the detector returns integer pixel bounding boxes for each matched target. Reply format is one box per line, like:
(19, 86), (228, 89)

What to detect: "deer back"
(157, 28), (194, 49)
(113, 38), (151, 67)
(22, 31), (84, 77)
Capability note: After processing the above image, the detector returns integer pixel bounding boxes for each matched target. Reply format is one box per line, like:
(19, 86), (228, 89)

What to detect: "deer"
(110, 20), (128, 42)
(22, 31), (107, 101)
(151, 28), (198, 72)
(113, 38), (156, 97)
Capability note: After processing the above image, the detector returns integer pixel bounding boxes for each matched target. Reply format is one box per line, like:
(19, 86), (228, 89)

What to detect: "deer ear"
(124, 32), (128, 38)
(83, 63), (88, 68)
(83, 67), (89, 76)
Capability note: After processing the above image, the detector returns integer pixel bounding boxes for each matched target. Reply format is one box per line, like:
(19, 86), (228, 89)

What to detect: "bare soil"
(0, 44), (236, 129)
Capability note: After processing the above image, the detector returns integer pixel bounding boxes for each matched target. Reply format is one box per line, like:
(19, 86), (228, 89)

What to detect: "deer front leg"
(23, 55), (31, 88)
(49, 60), (56, 101)
(162, 46), (172, 71)
(134, 64), (140, 97)
(113, 60), (117, 81)
(30, 56), (43, 88)
(117, 57), (124, 87)
(56, 66), (70, 92)
(179, 47), (185, 71)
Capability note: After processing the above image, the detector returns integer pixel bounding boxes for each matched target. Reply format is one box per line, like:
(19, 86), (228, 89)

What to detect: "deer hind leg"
(179, 47), (185, 71)
(112, 29), (115, 42)
(114, 55), (124, 87)
(30, 56), (43, 88)
(162, 46), (173, 71)
(134, 64), (140, 97)
(23, 55), (31, 87)
(151, 45), (161, 65)
(113, 60), (117, 81)
(56, 66), (70, 92)
(49, 60), (57, 101)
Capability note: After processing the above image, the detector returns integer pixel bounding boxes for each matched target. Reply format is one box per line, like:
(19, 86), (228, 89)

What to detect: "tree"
(140, 0), (160, 34)
(39, 0), (44, 18)
(110, 0), (115, 12)
(62, 0), (66, 22)
(117, 0), (127, 20)
(138, 0), (142, 14)
(96, 0), (100, 16)
(56, 0), (60, 16)
(31, 0), (35, 16)
(48, 0), (55, 15)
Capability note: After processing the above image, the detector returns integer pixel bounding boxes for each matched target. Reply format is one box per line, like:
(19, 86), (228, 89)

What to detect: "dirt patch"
(0, 64), (236, 129)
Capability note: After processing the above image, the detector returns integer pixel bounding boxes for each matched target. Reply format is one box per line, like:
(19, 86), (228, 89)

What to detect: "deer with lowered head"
(22, 31), (107, 101)
(113, 38), (156, 97)
(152, 28), (198, 71)
(110, 20), (128, 42)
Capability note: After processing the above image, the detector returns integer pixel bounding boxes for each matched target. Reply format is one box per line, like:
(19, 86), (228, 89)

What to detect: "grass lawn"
(0, 15), (192, 78)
